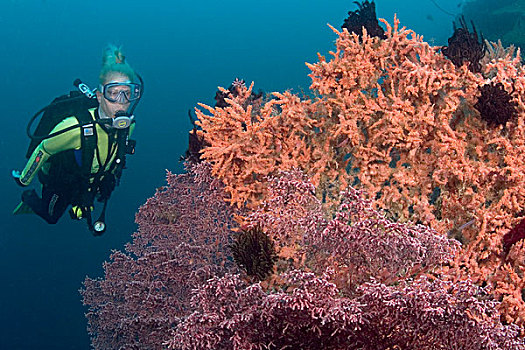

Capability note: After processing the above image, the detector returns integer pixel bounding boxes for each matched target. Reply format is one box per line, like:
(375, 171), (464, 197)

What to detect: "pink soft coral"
(81, 162), (239, 349)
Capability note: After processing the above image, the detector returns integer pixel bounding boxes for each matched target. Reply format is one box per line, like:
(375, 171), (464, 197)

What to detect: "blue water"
(0, 1), (468, 349)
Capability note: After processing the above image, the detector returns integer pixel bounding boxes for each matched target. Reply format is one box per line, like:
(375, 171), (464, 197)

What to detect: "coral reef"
(83, 9), (525, 349)
(168, 272), (523, 350)
(245, 169), (459, 294)
(195, 16), (525, 329)
(84, 167), (523, 349)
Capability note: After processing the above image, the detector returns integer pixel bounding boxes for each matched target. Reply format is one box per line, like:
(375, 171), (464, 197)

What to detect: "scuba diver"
(12, 45), (143, 236)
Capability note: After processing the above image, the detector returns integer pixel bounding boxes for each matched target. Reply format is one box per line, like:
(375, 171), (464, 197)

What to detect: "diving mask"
(102, 82), (142, 103)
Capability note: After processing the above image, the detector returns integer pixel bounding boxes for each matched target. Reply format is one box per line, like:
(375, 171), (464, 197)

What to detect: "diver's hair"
(99, 44), (137, 84)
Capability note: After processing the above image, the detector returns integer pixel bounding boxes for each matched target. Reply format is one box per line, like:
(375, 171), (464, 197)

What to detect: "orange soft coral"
(195, 16), (525, 328)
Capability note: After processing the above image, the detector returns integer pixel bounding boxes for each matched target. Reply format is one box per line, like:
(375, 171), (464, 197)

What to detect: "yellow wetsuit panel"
(20, 108), (134, 185)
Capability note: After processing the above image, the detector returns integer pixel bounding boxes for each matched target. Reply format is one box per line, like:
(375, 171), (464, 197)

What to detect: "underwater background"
(0, 0), (511, 349)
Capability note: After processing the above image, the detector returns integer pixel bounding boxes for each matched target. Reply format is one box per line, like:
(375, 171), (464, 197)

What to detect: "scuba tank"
(25, 81), (98, 159)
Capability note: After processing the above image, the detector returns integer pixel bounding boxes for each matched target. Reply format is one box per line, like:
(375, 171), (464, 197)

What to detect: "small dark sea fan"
(442, 16), (485, 73)
(342, 0), (386, 39)
(215, 85), (235, 108)
(474, 82), (518, 126)
(182, 108), (211, 163)
(230, 226), (277, 281)
(183, 127), (210, 163)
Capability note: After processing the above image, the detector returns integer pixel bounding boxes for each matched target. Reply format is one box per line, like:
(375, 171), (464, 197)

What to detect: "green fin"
(13, 201), (34, 215)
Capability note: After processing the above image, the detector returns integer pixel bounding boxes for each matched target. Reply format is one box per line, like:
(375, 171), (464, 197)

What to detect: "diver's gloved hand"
(12, 170), (26, 187)
(69, 205), (93, 220)
(98, 174), (116, 201)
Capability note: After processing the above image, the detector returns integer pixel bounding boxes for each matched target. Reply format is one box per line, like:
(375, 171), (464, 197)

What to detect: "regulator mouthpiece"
(112, 111), (134, 129)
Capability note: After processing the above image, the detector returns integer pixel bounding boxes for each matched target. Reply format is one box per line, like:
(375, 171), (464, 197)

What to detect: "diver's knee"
(45, 218), (59, 224)
(21, 189), (39, 204)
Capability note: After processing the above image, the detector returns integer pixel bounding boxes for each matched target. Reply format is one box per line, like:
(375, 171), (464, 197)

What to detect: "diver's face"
(97, 73), (131, 118)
